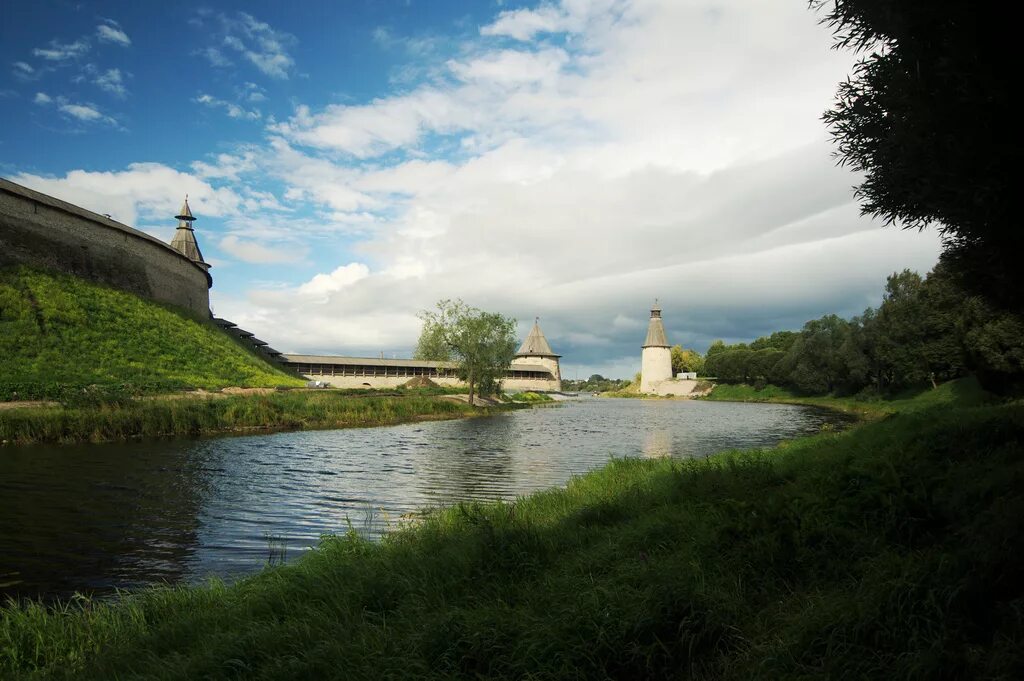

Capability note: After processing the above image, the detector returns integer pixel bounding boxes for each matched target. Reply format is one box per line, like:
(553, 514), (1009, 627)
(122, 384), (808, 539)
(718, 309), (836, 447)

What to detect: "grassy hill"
(0, 266), (304, 400)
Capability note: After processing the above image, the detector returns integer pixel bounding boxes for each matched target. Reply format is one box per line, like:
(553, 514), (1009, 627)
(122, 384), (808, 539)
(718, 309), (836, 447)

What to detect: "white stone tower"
(511, 318), (562, 390)
(640, 300), (672, 393)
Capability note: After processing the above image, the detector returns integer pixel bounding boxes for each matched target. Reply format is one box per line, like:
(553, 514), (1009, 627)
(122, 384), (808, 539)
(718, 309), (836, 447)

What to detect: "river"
(0, 397), (848, 601)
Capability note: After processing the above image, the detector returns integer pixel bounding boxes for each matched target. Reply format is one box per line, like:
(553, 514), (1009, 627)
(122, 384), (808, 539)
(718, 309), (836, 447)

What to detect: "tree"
(816, 0), (1016, 311)
(670, 345), (704, 375)
(416, 299), (517, 405)
(705, 340), (727, 357)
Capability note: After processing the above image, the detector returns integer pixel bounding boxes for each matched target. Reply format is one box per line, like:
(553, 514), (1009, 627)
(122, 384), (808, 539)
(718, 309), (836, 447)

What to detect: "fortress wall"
(512, 355), (561, 382)
(296, 373), (561, 393)
(0, 178), (211, 317)
(298, 375), (465, 389)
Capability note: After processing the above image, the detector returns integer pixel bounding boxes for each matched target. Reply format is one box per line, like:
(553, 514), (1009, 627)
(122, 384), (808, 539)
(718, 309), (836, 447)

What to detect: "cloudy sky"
(1, 0), (941, 379)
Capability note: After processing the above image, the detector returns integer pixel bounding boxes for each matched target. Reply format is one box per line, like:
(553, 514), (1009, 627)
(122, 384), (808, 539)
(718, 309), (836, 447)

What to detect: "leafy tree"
(670, 345), (704, 375)
(781, 315), (851, 394)
(416, 300), (517, 404)
(705, 340), (727, 357)
(750, 331), (798, 353)
(816, 0), (1016, 310)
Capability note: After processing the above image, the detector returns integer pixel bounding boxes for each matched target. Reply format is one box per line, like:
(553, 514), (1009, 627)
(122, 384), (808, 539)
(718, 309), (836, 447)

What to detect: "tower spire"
(169, 195), (209, 271)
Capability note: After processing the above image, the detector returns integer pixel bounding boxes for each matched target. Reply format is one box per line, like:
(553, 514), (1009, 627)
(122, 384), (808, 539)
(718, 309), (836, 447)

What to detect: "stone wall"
(293, 372), (561, 393)
(0, 178), (211, 316)
(646, 378), (698, 397)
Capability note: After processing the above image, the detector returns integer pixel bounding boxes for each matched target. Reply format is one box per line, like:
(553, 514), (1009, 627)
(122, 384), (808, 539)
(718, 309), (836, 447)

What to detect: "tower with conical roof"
(169, 196), (210, 272)
(511, 317), (561, 390)
(640, 300), (672, 393)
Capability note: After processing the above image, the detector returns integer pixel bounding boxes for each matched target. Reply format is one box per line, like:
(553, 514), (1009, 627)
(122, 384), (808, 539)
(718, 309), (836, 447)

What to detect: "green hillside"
(0, 266), (304, 400)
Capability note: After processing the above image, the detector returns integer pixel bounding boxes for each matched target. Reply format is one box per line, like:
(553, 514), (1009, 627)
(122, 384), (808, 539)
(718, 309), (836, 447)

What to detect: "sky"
(0, 0), (942, 379)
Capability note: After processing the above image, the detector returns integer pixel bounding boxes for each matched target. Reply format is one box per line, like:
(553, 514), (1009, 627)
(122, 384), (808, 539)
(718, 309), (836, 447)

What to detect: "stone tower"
(511, 318), (562, 389)
(640, 300), (672, 393)
(170, 197), (210, 272)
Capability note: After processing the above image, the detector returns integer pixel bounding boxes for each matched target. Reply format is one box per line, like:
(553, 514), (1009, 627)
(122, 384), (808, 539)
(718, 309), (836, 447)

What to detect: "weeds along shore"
(1, 382), (1021, 679)
(0, 390), (513, 446)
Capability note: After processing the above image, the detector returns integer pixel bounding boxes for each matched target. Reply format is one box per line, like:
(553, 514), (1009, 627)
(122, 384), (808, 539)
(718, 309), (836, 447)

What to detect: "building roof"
(174, 197), (195, 222)
(516, 319), (559, 357)
(281, 354), (552, 374)
(642, 303), (670, 348)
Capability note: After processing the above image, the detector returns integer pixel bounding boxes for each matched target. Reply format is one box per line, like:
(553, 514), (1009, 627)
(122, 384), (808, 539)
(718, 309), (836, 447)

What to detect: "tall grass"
(2, 390), (1021, 678)
(0, 266), (304, 401)
(0, 392), (484, 445)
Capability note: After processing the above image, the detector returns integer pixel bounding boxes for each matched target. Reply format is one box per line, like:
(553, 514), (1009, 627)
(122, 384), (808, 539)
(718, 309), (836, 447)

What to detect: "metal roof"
(642, 305), (670, 348)
(515, 319), (559, 357)
(282, 354), (552, 374)
(174, 197), (195, 221)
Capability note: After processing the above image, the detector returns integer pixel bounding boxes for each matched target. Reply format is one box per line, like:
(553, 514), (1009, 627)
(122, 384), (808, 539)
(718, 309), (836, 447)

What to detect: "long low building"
(281, 319), (563, 393)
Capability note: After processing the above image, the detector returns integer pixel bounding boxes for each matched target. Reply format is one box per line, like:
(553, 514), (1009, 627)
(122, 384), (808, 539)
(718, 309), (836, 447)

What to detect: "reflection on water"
(0, 397), (848, 600)
(642, 429), (672, 458)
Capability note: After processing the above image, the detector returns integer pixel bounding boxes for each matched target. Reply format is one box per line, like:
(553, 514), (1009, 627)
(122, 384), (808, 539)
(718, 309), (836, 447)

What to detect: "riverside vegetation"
(0, 391), (489, 446)
(1, 379), (1021, 679)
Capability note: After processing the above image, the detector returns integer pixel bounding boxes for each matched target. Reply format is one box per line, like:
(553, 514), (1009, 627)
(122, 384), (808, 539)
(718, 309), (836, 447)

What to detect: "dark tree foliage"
(705, 265), (1024, 395)
(815, 1), (1016, 310)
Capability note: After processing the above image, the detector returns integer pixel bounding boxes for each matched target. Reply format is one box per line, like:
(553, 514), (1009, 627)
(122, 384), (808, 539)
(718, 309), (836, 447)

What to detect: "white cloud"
(448, 48), (568, 86)
(12, 61), (36, 79)
(298, 263), (371, 297)
(239, 82), (266, 102)
(96, 21), (131, 47)
(217, 12), (297, 79)
(220, 235), (307, 264)
(195, 92), (261, 120)
(37, 94), (119, 126)
(94, 68), (127, 97)
(32, 38), (90, 62)
(196, 46), (233, 68)
(10, 163), (247, 227)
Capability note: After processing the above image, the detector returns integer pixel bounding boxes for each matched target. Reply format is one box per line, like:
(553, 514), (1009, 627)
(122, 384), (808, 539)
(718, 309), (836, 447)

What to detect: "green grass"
(2, 385), (1021, 679)
(506, 391), (554, 403)
(703, 376), (994, 419)
(0, 392), (488, 445)
(0, 266), (304, 401)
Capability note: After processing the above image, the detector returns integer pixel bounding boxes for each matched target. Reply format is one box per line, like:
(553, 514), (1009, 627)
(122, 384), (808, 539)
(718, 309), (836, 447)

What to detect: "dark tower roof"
(516, 318), (560, 358)
(642, 300), (670, 348)
(174, 197), (195, 222)
(169, 196), (209, 270)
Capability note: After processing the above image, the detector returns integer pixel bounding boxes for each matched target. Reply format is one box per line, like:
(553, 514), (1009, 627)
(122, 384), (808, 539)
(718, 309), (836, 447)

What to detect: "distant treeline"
(703, 265), (1024, 396)
(562, 375), (632, 393)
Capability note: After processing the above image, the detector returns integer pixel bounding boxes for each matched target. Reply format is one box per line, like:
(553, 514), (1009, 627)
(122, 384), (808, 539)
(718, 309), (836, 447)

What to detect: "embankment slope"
(0, 266), (303, 400)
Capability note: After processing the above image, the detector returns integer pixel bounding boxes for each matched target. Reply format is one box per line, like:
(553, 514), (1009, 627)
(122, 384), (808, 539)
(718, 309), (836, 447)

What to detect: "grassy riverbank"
(2, 384), (1021, 678)
(0, 266), (303, 401)
(0, 391), (491, 445)
(703, 377), (994, 419)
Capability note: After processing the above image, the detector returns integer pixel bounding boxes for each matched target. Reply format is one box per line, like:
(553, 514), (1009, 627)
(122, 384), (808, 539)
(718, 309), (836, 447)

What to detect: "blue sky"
(1, 1), (942, 379)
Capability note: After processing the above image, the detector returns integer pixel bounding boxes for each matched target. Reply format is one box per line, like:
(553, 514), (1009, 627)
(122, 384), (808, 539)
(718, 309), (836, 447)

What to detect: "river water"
(0, 397), (847, 601)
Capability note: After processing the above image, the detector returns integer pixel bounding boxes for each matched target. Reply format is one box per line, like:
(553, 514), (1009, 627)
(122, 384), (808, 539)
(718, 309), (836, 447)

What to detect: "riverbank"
(0, 390), (504, 445)
(701, 377), (994, 420)
(2, 382), (1020, 678)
